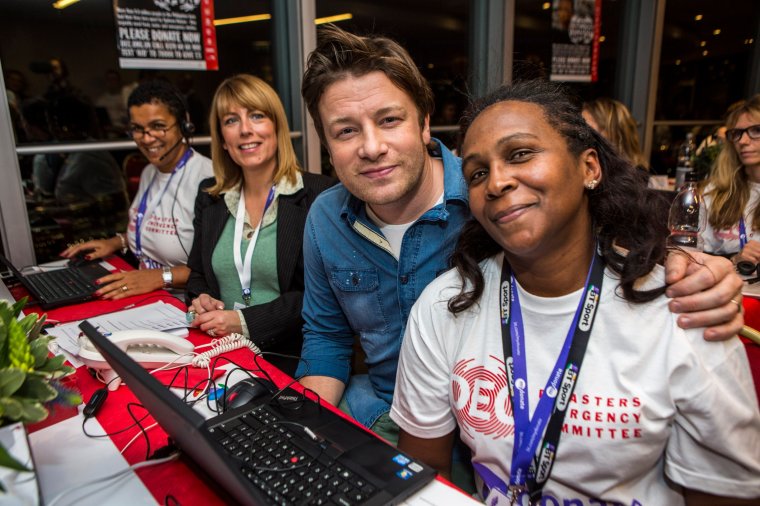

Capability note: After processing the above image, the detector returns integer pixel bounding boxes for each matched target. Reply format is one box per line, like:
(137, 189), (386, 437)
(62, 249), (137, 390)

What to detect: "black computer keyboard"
(210, 405), (378, 506)
(25, 268), (95, 301)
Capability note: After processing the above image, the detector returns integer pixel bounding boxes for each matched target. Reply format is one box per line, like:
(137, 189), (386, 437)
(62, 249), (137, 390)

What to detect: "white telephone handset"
(78, 329), (195, 390)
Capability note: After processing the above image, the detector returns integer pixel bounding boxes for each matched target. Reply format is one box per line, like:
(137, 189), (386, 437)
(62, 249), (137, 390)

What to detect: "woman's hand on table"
(94, 268), (163, 300)
(60, 236), (121, 260)
(189, 294), (243, 337)
(665, 251), (744, 341)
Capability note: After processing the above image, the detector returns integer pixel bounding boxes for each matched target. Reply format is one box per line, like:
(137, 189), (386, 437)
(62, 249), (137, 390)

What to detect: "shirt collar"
(224, 171), (304, 228)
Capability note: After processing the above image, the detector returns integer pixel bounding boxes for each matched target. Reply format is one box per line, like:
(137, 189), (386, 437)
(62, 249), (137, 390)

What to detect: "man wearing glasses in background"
(62, 80), (213, 299)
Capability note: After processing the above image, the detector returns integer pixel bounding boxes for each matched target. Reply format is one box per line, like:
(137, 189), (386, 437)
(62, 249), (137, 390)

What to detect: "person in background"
(95, 69), (128, 138)
(5, 68), (28, 143)
(185, 75), (335, 374)
(62, 80), (213, 299)
(296, 24), (743, 450)
(392, 80), (760, 505)
(702, 95), (760, 263)
(582, 97), (649, 171)
(32, 95), (126, 203)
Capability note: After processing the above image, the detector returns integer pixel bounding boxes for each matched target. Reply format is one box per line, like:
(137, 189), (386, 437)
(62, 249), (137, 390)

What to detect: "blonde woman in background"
(701, 95), (760, 263)
(582, 97), (649, 171)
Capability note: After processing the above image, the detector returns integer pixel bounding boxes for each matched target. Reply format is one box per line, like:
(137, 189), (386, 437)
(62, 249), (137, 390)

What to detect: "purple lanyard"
(739, 216), (747, 250)
(134, 148), (192, 262)
(474, 249), (604, 504)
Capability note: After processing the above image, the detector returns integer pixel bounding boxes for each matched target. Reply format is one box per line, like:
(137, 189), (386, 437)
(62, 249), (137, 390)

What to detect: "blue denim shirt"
(297, 140), (469, 428)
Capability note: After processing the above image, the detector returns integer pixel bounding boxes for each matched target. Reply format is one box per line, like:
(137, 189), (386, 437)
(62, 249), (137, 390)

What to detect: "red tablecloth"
(20, 256), (445, 504)
(740, 297), (760, 400)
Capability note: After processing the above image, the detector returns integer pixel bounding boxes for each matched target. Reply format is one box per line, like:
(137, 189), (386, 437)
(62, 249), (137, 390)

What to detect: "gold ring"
(121, 285), (128, 292)
(731, 298), (742, 309)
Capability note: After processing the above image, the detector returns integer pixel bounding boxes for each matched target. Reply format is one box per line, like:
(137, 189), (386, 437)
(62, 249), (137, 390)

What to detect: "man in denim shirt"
(296, 25), (744, 443)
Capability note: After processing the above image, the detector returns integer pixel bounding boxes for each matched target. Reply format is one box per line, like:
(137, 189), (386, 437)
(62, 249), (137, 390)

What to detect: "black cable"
(164, 494), (181, 506)
(81, 410), (151, 438)
(125, 402), (152, 461)
(168, 147), (191, 259)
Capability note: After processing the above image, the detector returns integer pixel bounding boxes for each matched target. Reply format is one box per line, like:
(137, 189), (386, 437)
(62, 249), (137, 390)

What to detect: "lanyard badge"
(134, 148), (192, 263)
(477, 249), (604, 504)
(233, 185), (276, 306)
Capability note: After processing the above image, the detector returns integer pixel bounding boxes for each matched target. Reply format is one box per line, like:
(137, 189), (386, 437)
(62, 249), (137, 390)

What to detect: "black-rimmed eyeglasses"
(127, 122), (177, 139)
(726, 124), (760, 143)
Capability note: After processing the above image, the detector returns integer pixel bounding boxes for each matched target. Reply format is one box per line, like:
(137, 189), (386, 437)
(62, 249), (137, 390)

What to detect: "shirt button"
(400, 275), (409, 284)
(247, 231), (254, 239)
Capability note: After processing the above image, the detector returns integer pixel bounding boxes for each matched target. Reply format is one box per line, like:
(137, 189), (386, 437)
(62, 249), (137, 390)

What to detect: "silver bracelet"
(116, 233), (128, 254)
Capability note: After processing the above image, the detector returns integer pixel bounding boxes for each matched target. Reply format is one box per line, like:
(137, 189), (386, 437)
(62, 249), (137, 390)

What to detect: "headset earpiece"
(171, 88), (195, 138)
(180, 112), (195, 138)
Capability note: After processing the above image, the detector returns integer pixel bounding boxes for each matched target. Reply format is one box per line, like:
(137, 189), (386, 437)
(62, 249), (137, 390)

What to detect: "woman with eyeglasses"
(62, 80), (213, 299)
(701, 95), (760, 264)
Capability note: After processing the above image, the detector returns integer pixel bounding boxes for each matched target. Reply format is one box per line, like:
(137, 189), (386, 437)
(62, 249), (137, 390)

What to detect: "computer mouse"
(224, 378), (276, 409)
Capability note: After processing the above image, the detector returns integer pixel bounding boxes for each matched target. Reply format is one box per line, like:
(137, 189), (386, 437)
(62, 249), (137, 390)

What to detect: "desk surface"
(5, 265), (478, 506)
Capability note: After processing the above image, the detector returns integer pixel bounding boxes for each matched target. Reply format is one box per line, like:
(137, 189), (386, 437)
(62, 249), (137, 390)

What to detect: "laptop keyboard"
(210, 404), (378, 506)
(25, 268), (95, 302)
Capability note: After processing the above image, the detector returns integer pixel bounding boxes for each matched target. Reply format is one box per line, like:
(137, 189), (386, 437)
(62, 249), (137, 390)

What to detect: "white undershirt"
(366, 192), (444, 259)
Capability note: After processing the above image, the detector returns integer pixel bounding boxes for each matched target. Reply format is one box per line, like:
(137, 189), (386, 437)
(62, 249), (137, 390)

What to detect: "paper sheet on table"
(47, 301), (189, 356)
(400, 479), (481, 505)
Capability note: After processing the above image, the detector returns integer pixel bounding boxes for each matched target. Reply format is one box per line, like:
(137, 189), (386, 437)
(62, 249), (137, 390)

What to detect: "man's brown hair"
(301, 24), (434, 146)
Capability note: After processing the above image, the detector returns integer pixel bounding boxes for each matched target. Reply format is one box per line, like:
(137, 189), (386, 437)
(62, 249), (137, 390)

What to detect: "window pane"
(0, 0), (274, 262)
(513, 0), (624, 101)
(315, 0), (470, 151)
(651, 0), (760, 175)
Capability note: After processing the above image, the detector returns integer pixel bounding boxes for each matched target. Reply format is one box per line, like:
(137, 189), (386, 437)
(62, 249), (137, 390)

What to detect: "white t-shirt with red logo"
(702, 181), (760, 255)
(126, 149), (213, 270)
(391, 253), (760, 505)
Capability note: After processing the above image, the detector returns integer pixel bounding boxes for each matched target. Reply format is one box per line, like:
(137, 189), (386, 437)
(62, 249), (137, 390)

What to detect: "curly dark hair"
(126, 79), (188, 125)
(448, 80), (670, 314)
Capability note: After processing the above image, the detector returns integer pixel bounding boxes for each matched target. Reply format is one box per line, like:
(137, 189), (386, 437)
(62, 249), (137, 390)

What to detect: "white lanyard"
(233, 185), (275, 305)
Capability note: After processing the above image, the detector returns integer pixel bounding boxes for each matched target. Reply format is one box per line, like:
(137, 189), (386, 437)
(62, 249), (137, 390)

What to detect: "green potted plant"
(0, 298), (81, 490)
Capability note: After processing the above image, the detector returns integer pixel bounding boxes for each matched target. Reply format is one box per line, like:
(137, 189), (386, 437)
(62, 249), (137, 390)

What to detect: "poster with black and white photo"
(114, 0), (218, 71)
(550, 0), (601, 82)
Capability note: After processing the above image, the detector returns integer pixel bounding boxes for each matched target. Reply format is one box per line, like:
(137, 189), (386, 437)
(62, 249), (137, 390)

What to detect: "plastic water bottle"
(667, 170), (705, 251)
(674, 133), (696, 190)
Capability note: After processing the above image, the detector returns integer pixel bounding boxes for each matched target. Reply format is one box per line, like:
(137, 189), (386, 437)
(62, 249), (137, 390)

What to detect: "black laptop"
(0, 253), (109, 309)
(78, 321), (437, 506)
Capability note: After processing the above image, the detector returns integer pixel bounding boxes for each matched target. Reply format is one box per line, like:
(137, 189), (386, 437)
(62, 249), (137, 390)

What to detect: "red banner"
(550, 0), (602, 82)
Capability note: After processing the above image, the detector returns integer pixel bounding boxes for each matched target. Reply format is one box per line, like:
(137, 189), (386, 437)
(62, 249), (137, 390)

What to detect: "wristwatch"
(162, 266), (173, 289)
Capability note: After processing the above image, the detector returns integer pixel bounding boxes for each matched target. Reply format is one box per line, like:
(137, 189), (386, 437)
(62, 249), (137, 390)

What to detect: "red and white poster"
(114, 0), (218, 71)
(550, 0), (601, 82)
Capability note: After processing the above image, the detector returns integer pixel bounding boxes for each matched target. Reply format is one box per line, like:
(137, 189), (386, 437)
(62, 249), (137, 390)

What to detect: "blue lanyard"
(475, 249), (604, 504)
(134, 149), (192, 262)
(739, 216), (747, 250)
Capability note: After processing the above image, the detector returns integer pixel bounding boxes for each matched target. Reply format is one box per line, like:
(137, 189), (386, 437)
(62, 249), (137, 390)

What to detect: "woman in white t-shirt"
(391, 81), (760, 505)
(702, 95), (760, 263)
(62, 80), (213, 298)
